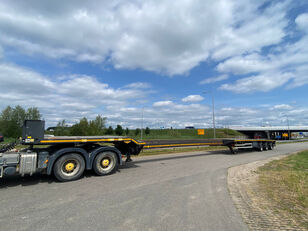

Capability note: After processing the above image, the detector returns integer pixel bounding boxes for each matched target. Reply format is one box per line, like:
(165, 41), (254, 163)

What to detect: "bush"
(105, 126), (114, 135)
(55, 115), (107, 136)
(135, 128), (141, 135)
(115, 125), (124, 136)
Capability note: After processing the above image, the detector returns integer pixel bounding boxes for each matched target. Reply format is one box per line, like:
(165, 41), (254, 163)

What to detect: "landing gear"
(125, 153), (133, 162)
(228, 145), (236, 154)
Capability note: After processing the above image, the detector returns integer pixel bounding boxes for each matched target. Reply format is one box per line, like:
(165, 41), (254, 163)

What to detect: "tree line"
(0, 105), (41, 138)
(54, 117), (150, 136)
(0, 105), (150, 138)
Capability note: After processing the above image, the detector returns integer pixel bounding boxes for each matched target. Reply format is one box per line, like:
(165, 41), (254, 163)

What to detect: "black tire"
(268, 143), (273, 150)
(93, 151), (118, 176)
(264, 143), (268, 151)
(53, 153), (85, 182)
(258, 142), (263, 152)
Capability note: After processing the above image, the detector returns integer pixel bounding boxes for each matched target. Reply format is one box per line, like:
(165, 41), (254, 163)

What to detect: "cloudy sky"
(0, 0), (308, 128)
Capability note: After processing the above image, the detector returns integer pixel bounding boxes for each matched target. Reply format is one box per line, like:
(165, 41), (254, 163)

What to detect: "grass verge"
(257, 150), (308, 229)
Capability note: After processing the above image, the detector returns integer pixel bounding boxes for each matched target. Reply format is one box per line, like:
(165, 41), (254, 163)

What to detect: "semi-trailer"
(0, 120), (276, 182)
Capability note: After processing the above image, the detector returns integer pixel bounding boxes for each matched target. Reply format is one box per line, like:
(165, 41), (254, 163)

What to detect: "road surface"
(0, 142), (307, 231)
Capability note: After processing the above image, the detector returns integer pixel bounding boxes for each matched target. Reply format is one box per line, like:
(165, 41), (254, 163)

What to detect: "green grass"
(1, 137), (17, 144)
(258, 150), (308, 228)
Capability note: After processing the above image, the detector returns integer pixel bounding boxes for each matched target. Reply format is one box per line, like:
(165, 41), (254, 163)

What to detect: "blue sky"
(0, 0), (307, 128)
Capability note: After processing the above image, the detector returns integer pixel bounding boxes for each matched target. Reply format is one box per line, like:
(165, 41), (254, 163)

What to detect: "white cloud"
(212, 0), (288, 60)
(295, 13), (308, 32)
(0, 62), (149, 125)
(1, 61), (308, 128)
(220, 72), (294, 93)
(153, 101), (173, 107)
(272, 104), (293, 110)
(200, 74), (229, 84)
(215, 10), (308, 93)
(1, 1), (306, 93)
(0, 0), (293, 76)
(0, 46), (3, 59)
(217, 53), (273, 75)
(182, 95), (204, 102)
(123, 82), (151, 89)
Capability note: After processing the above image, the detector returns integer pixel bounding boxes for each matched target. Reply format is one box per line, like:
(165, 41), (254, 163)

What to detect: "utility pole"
(141, 107), (144, 140)
(212, 93), (216, 139)
(203, 91), (216, 139)
(287, 115), (290, 140)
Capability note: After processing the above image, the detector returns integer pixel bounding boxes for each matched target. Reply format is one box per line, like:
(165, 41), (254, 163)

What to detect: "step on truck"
(0, 120), (276, 182)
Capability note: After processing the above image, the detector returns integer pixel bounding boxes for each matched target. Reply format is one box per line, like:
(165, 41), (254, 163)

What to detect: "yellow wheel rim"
(102, 159), (110, 167)
(65, 162), (75, 172)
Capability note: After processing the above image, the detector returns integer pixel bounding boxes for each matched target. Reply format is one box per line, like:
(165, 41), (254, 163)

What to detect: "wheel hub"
(102, 159), (110, 167)
(65, 162), (75, 172)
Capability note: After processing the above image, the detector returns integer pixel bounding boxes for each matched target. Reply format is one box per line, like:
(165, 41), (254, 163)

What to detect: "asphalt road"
(1, 142), (307, 231)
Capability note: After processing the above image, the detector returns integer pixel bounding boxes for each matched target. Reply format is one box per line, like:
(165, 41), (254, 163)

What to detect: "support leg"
(228, 145), (236, 154)
(125, 153), (133, 162)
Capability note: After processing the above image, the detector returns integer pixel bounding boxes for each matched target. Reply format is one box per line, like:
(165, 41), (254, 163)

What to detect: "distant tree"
(12, 105), (26, 128)
(89, 115), (107, 135)
(115, 125), (124, 136)
(54, 120), (70, 136)
(145, 127), (150, 135)
(106, 126), (114, 135)
(135, 128), (141, 135)
(0, 106), (19, 138)
(125, 127), (129, 135)
(94, 115), (106, 130)
(70, 117), (89, 136)
(55, 116), (107, 136)
(26, 107), (41, 120)
(0, 105), (42, 138)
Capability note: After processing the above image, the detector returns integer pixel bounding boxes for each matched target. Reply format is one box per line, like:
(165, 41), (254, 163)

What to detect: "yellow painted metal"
(102, 159), (110, 167)
(65, 162), (75, 172)
(40, 138), (146, 145)
(197, 129), (205, 135)
(235, 139), (275, 142)
(143, 142), (223, 149)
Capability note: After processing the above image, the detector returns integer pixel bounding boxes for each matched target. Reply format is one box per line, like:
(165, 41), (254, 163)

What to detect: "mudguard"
(47, 147), (89, 175)
(89, 146), (122, 169)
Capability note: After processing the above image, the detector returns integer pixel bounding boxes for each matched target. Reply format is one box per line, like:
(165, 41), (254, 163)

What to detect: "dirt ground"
(228, 154), (307, 231)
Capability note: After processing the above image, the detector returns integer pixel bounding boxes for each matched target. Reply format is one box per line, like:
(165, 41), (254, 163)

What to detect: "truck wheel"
(53, 153), (85, 182)
(93, 151), (118, 176)
(268, 143), (273, 150)
(264, 143), (268, 151)
(258, 142), (263, 151)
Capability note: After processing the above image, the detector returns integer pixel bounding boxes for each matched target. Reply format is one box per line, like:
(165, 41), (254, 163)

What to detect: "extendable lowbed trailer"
(0, 120), (275, 182)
